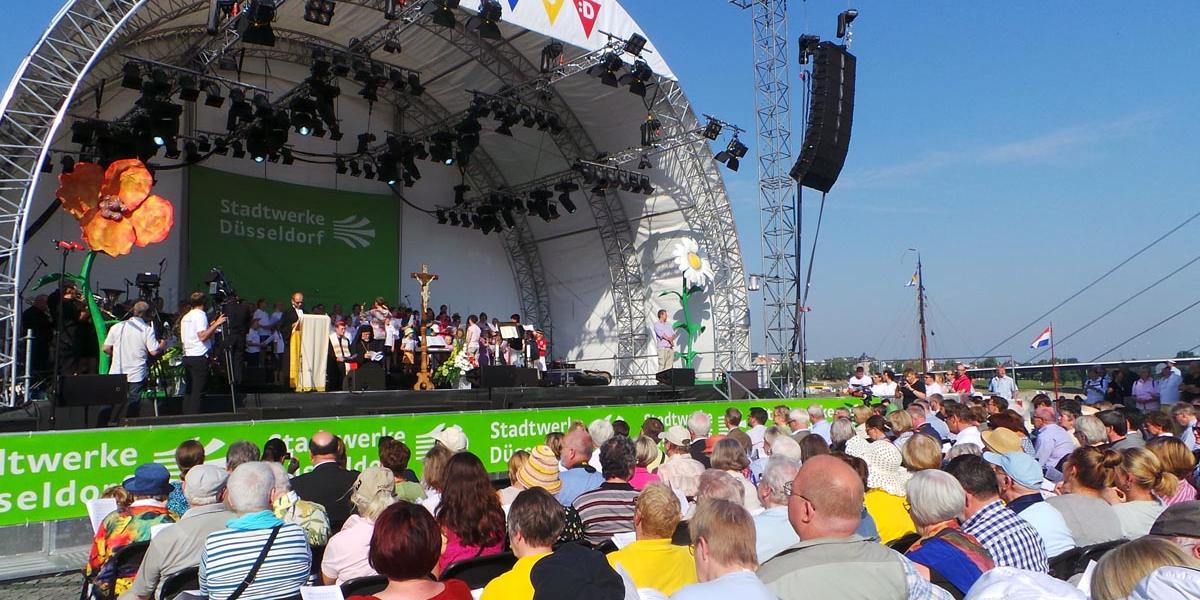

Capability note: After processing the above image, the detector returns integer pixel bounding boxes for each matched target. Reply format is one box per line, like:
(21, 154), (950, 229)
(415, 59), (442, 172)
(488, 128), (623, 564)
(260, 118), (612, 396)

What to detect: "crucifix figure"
(411, 264), (439, 391)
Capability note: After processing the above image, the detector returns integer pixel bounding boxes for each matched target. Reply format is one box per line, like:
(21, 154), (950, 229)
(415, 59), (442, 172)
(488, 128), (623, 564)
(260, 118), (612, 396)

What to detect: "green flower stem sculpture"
(659, 282), (706, 369)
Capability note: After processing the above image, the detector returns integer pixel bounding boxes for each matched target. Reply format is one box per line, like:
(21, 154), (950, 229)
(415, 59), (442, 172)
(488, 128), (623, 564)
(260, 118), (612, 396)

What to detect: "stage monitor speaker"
(58, 374), (127, 407)
(656, 368), (695, 387)
(348, 367), (386, 392)
(726, 370), (758, 400)
(790, 41), (856, 193)
(469, 366), (540, 388)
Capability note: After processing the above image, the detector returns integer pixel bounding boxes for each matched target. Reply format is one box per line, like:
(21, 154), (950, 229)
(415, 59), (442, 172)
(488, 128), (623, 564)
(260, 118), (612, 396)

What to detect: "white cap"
(431, 425), (468, 452)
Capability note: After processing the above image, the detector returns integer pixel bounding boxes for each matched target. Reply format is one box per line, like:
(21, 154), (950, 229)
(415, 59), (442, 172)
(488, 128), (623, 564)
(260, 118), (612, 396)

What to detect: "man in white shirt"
(102, 301), (165, 423)
(847, 366), (872, 397)
(1082, 367), (1109, 406)
(1158, 362), (1183, 406)
(988, 365), (1019, 401)
(946, 404), (984, 449)
(180, 292), (226, 415)
(745, 407), (770, 459)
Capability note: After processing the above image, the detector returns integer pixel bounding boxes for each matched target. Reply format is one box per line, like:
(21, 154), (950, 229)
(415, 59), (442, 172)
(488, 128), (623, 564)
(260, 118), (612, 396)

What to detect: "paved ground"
(0, 573), (80, 600)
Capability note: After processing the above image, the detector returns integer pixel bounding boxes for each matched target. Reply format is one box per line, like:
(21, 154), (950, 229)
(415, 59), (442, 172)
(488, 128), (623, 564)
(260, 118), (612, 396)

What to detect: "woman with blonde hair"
(1111, 447), (1174, 538)
(901, 433), (943, 472)
(886, 409), (914, 450)
(630, 435), (663, 490)
(497, 450), (529, 507)
(322, 466), (398, 584)
(1145, 436), (1198, 505)
(1090, 536), (1198, 600)
(419, 443), (454, 515)
(710, 437), (761, 513)
(544, 431), (564, 459)
(851, 405), (873, 437)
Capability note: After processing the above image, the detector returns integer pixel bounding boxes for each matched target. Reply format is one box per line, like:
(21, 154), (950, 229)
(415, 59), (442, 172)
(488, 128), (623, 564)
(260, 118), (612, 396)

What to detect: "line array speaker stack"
(790, 41), (856, 193)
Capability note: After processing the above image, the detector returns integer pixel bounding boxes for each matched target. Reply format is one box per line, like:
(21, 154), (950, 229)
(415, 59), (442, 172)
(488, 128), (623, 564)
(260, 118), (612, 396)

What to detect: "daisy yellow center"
(688, 253), (702, 270)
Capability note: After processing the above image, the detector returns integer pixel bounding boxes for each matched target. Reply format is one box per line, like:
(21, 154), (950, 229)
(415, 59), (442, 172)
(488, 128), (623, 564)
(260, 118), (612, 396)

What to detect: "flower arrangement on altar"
(660, 238), (714, 369)
(433, 341), (475, 388)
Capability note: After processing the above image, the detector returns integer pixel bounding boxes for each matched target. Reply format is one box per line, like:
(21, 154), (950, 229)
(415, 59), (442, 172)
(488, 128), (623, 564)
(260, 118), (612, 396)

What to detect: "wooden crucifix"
(411, 264), (439, 391)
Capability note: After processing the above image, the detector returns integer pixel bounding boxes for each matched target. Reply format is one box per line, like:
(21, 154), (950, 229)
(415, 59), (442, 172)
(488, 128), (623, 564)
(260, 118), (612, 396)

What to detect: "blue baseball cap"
(983, 451), (1044, 490)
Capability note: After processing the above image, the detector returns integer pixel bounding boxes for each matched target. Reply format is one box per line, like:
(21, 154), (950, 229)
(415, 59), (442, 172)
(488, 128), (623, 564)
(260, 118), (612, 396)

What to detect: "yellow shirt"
(864, 489), (916, 545)
(480, 552), (550, 600)
(606, 538), (697, 595)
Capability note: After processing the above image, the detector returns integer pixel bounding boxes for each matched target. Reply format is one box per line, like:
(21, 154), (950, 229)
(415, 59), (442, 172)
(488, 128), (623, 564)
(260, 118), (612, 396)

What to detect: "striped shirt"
(961, 500), (1048, 573)
(200, 522), (311, 600)
(573, 481), (639, 546)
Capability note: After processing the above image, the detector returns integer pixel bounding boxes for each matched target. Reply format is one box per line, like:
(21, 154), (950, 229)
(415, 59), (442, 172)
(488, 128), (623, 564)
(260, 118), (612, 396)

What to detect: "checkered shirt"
(962, 499), (1049, 573)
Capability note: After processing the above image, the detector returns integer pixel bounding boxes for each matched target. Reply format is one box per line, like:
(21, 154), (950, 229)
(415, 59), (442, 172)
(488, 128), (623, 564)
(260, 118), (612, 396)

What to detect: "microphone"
(36, 257), (48, 267)
(53, 240), (85, 251)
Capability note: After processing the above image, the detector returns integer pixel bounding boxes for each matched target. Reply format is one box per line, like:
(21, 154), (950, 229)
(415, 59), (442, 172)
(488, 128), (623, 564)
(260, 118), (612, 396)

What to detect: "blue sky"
(3, 2), (1198, 363)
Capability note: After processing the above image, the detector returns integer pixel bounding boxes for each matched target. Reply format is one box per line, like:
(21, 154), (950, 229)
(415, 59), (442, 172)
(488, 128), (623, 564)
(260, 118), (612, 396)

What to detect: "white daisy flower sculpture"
(672, 238), (715, 290)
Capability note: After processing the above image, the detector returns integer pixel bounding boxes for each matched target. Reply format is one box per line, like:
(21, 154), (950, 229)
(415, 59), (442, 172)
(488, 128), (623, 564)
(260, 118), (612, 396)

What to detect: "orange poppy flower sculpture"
(53, 159), (174, 373)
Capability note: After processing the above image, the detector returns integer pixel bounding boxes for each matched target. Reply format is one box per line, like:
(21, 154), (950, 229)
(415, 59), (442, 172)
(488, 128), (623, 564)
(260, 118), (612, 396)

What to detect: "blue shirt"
(670, 570), (776, 600)
(653, 321), (676, 348)
(988, 376), (1019, 400)
(810, 420), (832, 444)
(753, 506), (798, 563)
(926, 413), (951, 441)
(557, 466), (603, 507)
(1034, 424), (1074, 481)
(200, 521), (311, 600)
(1160, 371), (1183, 405)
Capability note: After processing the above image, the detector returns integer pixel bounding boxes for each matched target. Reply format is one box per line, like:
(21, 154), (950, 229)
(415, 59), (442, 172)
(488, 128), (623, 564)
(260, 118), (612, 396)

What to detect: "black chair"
(1049, 539), (1127, 580)
(158, 566), (200, 600)
(440, 551), (517, 589)
(887, 532), (921, 554)
(82, 541), (152, 600)
(671, 521), (691, 546)
(593, 539), (618, 554)
(341, 575), (388, 597)
(309, 543), (327, 581)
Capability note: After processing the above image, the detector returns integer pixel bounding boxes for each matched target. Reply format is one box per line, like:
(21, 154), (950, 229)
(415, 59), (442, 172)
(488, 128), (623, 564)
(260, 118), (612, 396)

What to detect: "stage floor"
(7, 384), (732, 430)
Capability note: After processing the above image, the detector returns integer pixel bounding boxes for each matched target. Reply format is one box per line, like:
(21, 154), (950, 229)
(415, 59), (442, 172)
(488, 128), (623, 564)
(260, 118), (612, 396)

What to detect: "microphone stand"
(49, 245), (79, 428)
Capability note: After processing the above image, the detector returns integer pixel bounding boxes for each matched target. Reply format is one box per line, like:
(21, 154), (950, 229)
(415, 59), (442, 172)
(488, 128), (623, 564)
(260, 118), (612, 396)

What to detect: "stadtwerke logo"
(217, 199), (376, 249)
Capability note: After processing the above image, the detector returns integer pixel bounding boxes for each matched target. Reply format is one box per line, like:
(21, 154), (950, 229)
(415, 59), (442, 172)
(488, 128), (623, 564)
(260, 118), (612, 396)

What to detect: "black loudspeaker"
(726, 370), (759, 400)
(790, 41), (856, 193)
(468, 366), (540, 388)
(656, 368), (695, 387)
(58, 374), (127, 407)
(347, 367), (386, 392)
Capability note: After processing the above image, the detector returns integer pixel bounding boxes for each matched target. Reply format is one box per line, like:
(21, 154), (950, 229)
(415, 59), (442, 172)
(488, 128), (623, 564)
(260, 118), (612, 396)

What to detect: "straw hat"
(853, 439), (911, 496)
(981, 427), (1023, 455)
(517, 445), (562, 494)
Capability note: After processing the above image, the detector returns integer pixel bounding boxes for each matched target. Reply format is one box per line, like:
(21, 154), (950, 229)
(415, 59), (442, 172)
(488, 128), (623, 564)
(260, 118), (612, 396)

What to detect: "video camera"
(134, 272), (161, 301)
(204, 268), (236, 305)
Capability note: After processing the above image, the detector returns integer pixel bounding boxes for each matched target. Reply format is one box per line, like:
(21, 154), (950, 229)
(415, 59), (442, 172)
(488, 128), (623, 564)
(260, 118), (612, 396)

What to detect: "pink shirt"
(321, 515), (377, 584)
(439, 527), (504, 573)
(1133, 378), (1159, 401)
(629, 466), (661, 491)
(1165, 480), (1198, 506)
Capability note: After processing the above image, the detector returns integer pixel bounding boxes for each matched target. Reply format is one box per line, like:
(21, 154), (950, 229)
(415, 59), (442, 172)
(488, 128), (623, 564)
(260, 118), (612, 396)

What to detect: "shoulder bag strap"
(227, 525), (282, 600)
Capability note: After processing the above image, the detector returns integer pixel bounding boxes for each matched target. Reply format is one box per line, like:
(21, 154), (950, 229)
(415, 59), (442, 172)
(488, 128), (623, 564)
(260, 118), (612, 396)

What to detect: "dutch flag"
(1030, 326), (1052, 349)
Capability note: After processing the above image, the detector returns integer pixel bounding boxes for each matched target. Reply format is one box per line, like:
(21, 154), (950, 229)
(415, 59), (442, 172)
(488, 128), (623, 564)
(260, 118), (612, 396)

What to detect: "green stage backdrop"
(187, 166), (400, 306)
(0, 397), (857, 526)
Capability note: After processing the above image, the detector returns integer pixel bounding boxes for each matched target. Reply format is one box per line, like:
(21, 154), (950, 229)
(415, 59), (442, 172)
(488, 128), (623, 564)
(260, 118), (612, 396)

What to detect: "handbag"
(226, 525), (282, 600)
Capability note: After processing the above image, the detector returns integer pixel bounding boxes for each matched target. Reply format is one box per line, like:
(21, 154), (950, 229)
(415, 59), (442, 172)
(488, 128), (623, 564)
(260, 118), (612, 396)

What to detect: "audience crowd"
(85, 386), (1200, 600)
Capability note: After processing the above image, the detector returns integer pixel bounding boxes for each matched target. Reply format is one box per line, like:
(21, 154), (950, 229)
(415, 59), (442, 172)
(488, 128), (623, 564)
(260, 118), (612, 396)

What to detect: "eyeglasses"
(781, 481), (809, 502)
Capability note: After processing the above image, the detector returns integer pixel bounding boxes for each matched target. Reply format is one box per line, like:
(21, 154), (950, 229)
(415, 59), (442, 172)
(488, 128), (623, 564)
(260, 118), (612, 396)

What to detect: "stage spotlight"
(196, 136), (212, 153)
(178, 76), (200, 102)
(639, 175), (655, 195)
(348, 160), (361, 176)
(335, 158), (347, 174)
(226, 89), (252, 130)
(424, 0), (460, 28)
(303, 0), (336, 26)
(640, 116), (662, 147)
(470, 0), (503, 40)
(546, 114), (564, 135)
(383, 38), (401, 53)
(554, 181), (579, 213)
(203, 82), (225, 108)
(429, 132), (454, 163)
(70, 121), (96, 145)
(60, 156), (75, 174)
(837, 9), (859, 39)
(163, 138), (181, 159)
(363, 161), (376, 179)
(388, 69), (407, 91)
(638, 154), (653, 170)
(702, 118), (723, 140)
(588, 53), (624, 87)
(470, 213), (482, 230)
(453, 184), (470, 205)
(798, 34), (821, 65)
(407, 73), (424, 96)
(331, 54), (350, 77)
(541, 42), (564, 73)
(519, 108), (536, 128)
(247, 138), (268, 163)
(461, 213), (472, 228)
(623, 32), (647, 56)
(356, 132), (376, 154)
(378, 157), (398, 184)
(448, 212), (460, 226)
(240, 0), (278, 46)
(436, 210), (448, 225)
(413, 142), (428, 160)
(715, 137), (748, 172)
(183, 141), (200, 163)
(619, 60), (654, 97)
(121, 63), (142, 90)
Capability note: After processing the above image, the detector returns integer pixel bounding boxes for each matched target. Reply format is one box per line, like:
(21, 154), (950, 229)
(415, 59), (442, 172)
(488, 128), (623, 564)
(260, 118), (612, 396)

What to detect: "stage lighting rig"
(289, 97), (318, 135)
(619, 60), (654, 97)
(203, 82), (225, 107)
(231, 140), (246, 158)
(363, 161), (376, 179)
(638, 154), (653, 170)
(541, 42), (564, 73)
(469, 0), (504, 40)
(424, 0), (461, 28)
(587, 52), (625, 87)
(623, 33), (648, 56)
(226, 89), (253, 130)
(837, 9), (859, 40)
(335, 158), (347, 174)
(303, 0), (336, 26)
(348, 160), (361, 176)
(197, 135), (213, 153)
(178, 76), (201, 102)
(356, 132), (377, 154)
(702, 118), (723, 140)
(453, 184), (470, 205)
(183, 141), (201, 163)
(640, 116), (663, 147)
(798, 34), (821, 65)
(554, 181), (579, 213)
(714, 136), (748, 172)
(240, 0), (279, 46)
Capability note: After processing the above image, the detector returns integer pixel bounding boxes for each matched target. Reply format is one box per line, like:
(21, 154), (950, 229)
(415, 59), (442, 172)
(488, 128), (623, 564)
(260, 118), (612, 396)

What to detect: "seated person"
(88, 463), (177, 599)
(606, 483), (697, 595)
(345, 502), (472, 600)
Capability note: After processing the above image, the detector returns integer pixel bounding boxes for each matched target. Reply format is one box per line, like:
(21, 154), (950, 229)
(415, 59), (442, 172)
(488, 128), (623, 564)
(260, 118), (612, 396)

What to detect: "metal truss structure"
(732, 0), (798, 391)
(0, 0), (753, 404)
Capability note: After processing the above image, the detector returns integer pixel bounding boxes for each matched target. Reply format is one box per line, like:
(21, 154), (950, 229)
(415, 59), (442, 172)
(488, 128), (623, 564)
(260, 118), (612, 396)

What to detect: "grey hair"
(789, 409), (811, 428)
(905, 470), (966, 526)
(266, 461), (291, 492)
(945, 443), (982, 460)
(807, 404), (825, 420)
(763, 425), (784, 446)
(131, 301), (150, 317)
(760, 456), (801, 506)
(588, 419), (614, 447)
(226, 462), (274, 513)
(928, 394), (944, 406)
(1075, 415), (1108, 446)
(696, 469), (744, 505)
(225, 440), (261, 472)
(687, 411), (713, 437)
(830, 418), (855, 447)
(769, 436), (802, 461)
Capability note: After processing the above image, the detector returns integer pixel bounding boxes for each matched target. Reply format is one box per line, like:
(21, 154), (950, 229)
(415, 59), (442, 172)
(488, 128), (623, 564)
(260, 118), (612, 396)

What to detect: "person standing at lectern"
(277, 292), (303, 383)
(654, 310), (676, 372)
(180, 293), (226, 414)
(508, 313), (526, 368)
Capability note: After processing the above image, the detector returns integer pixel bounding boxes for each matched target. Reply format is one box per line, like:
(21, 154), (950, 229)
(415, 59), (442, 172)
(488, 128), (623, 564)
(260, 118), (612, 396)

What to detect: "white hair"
(266, 461), (291, 492)
(830, 418), (855, 446)
(905, 470), (965, 526)
(226, 462), (274, 514)
(588, 419), (614, 447)
(760, 456), (801, 507)
(687, 411), (713, 437)
(807, 404), (825, 421)
(769, 435), (802, 462)
(789, 409), (811, 428)
(1075, 415), (1107, 446)
(696, 469), (743, 504)
(945, 443), (982, 460)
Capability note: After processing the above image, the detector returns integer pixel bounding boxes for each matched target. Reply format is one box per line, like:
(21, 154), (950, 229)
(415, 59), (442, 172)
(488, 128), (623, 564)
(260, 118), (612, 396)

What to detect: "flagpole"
(1049, 322), (1060, 400)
